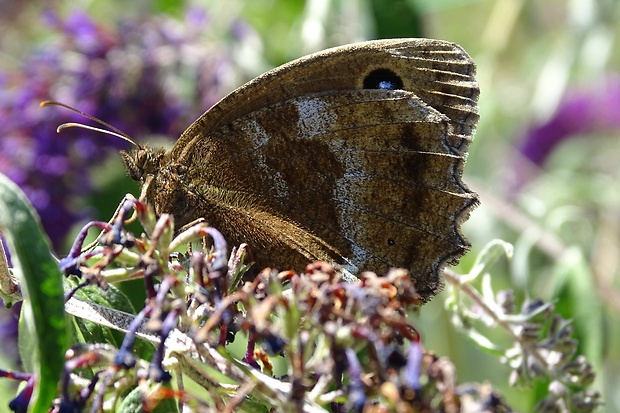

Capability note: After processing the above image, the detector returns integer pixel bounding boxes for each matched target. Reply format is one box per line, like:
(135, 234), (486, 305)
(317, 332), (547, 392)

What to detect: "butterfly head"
(120, 146), (172, 210)
(120, 146), (198, 229)
(120, 147), (167, 182)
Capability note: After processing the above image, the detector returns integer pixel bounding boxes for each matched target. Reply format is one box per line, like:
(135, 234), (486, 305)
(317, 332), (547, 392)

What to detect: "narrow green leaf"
(465, 239), (514, 282)
(0, 173), (69, 413)
(64, 276), (155, 360)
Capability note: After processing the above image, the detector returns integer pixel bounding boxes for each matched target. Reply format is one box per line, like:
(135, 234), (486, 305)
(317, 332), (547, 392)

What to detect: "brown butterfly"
(120, 38), (479, 301)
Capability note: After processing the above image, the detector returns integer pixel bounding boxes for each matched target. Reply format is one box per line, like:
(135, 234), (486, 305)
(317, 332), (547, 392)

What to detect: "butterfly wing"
(166, 38), (479, 299)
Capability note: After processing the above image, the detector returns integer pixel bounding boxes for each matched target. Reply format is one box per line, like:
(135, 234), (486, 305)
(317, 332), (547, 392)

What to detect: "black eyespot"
(363, 68), (404, 90)
(387, 238), (396, 246)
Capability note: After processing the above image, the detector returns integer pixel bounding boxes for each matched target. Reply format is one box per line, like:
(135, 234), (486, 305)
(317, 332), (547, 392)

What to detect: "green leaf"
(0, 173), (69, 412)
(117, 386), (143, 413)
(64, 277), (155, 361)
(465, 239), (514, 282)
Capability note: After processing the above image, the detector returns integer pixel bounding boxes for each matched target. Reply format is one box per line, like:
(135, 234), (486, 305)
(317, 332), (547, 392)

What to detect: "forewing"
(173, 38), (479, 299)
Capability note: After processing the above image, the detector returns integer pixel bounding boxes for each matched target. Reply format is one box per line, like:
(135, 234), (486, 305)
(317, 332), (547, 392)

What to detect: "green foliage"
(0, 173), (69, 413)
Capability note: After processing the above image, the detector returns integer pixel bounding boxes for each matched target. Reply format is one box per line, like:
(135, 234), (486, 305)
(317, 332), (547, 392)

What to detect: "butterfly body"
(121, 38), (479, 300)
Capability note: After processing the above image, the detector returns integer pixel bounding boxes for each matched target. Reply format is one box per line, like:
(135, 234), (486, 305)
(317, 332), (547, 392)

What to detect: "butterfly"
(120, 38), (479, 301)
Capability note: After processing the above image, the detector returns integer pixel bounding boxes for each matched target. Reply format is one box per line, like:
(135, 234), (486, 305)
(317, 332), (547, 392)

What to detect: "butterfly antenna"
(40, 100), (141, 148)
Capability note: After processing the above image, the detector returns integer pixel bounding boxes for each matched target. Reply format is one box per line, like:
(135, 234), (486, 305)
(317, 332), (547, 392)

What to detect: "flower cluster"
(507, 299), (599, 412)
(444, 245), (601, 413)
(0, 8), (253, 250)
(2, 196), (513, 412)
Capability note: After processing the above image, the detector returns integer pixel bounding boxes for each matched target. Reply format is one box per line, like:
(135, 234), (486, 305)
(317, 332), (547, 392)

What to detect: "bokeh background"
(1, 0), (619, 411)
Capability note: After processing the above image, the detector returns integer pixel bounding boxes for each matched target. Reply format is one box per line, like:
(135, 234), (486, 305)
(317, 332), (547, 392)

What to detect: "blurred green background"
(1, 0), (619, 411)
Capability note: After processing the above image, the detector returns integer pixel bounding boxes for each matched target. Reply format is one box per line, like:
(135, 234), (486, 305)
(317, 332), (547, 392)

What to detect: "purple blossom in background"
(514, 76), (620, 185)
(0, 8), (254, 251)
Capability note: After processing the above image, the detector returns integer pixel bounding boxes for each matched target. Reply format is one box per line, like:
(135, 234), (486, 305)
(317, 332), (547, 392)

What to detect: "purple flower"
(514, 76), (620, 185)
(0, 8), (254, 251)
